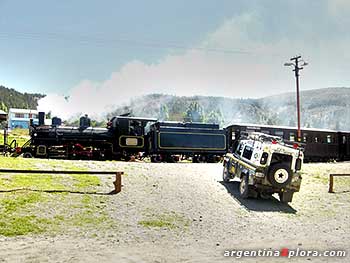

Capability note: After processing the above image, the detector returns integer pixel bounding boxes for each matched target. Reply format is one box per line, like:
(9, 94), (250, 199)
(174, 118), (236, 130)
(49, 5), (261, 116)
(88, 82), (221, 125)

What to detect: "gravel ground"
(1, 161), (350, 262)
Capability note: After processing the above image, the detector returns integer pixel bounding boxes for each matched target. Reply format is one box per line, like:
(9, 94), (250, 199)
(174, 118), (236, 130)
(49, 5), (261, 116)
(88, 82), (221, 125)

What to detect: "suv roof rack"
(241, 132), (282, 143)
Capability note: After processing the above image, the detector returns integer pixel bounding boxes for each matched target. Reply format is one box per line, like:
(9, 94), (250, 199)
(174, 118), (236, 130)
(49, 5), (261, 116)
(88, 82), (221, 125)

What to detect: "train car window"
(303, 133), (308, 143)
(242, 146), (253, 160)
(314, 137), (318, 143)
(289, 133), (295, 142)
(327, 135), (332, 143)
(274, 130), (284, 137)
(261, 130), (270, 134)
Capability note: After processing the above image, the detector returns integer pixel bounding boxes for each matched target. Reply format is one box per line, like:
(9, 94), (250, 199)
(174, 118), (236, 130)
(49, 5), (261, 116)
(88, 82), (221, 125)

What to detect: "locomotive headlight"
(34, 133), (37, 137)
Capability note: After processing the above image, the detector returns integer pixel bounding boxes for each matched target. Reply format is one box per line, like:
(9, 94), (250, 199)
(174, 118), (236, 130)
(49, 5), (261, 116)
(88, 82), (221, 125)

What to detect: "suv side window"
(242, 145), (253, 160)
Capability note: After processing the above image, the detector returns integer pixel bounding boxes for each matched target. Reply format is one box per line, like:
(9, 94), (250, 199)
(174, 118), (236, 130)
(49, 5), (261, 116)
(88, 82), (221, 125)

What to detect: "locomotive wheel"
(267, 163), (292, 188)
(198, 155), (207, 163)
(23, 152), (33, 158)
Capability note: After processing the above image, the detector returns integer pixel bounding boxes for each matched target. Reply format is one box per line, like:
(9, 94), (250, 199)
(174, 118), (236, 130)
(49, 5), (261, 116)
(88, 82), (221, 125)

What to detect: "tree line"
(0, 85), (45, 112)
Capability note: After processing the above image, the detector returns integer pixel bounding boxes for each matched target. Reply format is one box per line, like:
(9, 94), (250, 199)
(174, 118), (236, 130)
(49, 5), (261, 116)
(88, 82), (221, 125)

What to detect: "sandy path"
(1, 162), (349, 262)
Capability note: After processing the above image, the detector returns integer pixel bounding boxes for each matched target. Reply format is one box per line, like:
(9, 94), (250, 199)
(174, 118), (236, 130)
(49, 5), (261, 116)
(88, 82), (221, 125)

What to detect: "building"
(0, 110), (7, 122)
(8, 108), (39, 129)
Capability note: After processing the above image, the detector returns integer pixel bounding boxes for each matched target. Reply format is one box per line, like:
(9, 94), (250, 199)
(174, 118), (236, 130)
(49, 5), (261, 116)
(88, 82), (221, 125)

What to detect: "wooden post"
(328, 174), (334, 193)
(113, 172), (123, 193)
(328, 174), (350, 193)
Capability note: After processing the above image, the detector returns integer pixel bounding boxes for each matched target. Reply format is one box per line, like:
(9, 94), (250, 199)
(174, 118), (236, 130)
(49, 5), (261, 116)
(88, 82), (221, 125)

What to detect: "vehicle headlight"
(292, 175), (300, 183)
(260, 152), (268, 165)
(255, 172), (265, 178)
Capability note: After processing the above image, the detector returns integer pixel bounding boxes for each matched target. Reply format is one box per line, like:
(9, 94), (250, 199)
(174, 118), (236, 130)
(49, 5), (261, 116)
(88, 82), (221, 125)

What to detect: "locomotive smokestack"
(38, 112), (45, 126)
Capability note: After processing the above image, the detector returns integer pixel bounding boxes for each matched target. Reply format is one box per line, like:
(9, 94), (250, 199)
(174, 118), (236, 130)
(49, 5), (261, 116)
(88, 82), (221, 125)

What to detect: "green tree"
(184, 102), (204, 122)
(159, 104), (169, 121)
(0, 102), (7, 112)
(205, 109), (223, 125)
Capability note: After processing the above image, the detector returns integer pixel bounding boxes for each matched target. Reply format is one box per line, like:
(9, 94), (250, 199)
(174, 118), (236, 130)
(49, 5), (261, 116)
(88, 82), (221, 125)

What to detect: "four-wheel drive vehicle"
(223, 132), (303, 203)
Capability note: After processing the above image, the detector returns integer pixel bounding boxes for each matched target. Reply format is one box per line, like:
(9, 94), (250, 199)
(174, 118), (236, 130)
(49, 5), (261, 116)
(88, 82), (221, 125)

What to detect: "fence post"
(114, 172), (122, 193)
(328, 174), (334, 193)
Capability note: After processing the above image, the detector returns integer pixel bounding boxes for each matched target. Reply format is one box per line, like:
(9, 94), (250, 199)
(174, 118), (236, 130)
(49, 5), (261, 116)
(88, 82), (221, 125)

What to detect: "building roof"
(9, 108), (38, 114)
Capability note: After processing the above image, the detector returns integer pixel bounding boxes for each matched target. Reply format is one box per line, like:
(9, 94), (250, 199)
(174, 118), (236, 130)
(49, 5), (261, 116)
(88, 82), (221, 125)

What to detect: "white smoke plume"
(37, 4), (350, 120)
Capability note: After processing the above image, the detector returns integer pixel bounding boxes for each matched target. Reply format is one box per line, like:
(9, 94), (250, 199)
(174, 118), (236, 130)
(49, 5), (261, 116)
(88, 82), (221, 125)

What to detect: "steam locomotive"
(21, 113), (226, 162)
(20, 112), (350, 162)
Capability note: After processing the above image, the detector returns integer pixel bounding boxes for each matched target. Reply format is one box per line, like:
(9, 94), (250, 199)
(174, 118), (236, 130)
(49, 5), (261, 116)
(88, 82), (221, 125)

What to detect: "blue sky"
(0, 0), (244, 94)
(0, 0), (349, 117)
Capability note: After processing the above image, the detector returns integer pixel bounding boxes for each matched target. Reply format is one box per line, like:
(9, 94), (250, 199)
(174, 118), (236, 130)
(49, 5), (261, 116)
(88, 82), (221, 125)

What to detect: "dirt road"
(1, 161), (349, 262)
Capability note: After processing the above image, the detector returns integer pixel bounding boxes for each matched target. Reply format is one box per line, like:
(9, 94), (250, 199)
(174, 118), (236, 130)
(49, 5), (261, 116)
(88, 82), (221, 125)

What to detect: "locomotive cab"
(110, 116), (157, 152)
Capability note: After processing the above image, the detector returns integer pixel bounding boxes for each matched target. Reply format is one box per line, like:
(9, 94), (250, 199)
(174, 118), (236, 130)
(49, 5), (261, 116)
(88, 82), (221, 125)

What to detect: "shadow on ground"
(220, 181), (297, 214)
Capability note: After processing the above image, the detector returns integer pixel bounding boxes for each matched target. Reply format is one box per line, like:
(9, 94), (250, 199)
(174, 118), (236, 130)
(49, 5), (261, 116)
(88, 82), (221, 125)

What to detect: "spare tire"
(267, 163), (292, 188)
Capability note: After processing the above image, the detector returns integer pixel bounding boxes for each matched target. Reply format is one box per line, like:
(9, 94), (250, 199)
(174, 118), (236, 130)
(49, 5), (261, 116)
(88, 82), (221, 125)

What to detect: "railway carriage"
(226, 124), (350, 162)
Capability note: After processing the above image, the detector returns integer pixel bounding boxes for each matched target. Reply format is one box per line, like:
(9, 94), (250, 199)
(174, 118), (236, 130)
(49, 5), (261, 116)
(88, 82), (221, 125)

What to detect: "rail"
(0, 169), (123, 194)
(328, 174), (350, 193)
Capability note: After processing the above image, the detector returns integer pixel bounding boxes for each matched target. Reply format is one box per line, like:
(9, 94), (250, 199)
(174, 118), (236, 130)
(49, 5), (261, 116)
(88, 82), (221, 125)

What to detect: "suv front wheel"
(239, 174), (249, 198)
(223, 162), (230, 182)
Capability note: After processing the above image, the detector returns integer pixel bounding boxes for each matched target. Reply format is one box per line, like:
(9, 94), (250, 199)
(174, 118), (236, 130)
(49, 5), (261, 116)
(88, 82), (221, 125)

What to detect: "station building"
(8, 108), (39, 129)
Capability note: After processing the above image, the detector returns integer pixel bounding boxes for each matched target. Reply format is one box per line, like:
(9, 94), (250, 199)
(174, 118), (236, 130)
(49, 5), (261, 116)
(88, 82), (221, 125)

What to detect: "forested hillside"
(0, 85), (45, 112)
(108, 87), (350, 131)
(2, 84), (349, 131)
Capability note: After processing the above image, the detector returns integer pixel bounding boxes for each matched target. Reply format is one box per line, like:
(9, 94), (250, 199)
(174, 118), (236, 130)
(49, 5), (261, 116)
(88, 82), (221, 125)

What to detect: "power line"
(0, 30), (254, 55)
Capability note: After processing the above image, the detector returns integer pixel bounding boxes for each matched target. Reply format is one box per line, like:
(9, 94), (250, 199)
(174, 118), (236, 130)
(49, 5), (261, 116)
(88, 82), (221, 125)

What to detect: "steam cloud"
(37, 3), (350, 120)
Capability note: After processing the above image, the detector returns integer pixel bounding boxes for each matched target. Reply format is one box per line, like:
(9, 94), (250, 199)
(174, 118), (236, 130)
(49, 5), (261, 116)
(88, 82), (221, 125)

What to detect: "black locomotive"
(20, 112), (350, 162)
(21, 113), (226, 162)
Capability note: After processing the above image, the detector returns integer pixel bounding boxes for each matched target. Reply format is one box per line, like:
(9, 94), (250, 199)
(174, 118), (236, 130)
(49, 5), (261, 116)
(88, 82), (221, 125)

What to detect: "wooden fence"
(0, 169), (123, 194)
(328, 174), (350, 193)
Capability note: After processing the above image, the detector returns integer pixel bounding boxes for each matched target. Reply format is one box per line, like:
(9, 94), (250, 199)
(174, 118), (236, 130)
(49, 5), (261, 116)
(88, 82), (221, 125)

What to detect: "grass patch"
(0, 174), (65, 190)
(0, 215), (52, 236)
(72, 174), (101, 189)
(0, 192), (45, 213)
(312, 174), (329, 184)
(0, 157), (115, 237)
(0, 129), (30, 147)
(139, 219), (174, 228)
(0, 192), (51, 236)
(138, 211), (190, 229)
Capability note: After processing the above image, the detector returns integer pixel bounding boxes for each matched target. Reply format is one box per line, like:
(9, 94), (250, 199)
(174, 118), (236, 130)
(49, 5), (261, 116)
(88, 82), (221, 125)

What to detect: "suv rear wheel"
(279, 191), (294, 203)
(268, 163), (292, 188)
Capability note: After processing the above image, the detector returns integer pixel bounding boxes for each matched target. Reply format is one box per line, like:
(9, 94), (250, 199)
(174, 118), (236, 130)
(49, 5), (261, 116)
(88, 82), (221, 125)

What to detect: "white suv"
(223, 132), (303, 203)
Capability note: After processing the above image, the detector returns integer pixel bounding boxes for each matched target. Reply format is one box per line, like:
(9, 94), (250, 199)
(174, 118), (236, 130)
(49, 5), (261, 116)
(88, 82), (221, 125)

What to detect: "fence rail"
(0, 169), (123, 193)
(328, 174), (350, 193)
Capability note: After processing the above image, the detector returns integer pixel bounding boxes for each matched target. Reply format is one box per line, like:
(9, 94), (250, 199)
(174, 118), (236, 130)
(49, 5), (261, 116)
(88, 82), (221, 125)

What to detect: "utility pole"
(284, 56), (308, 142)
